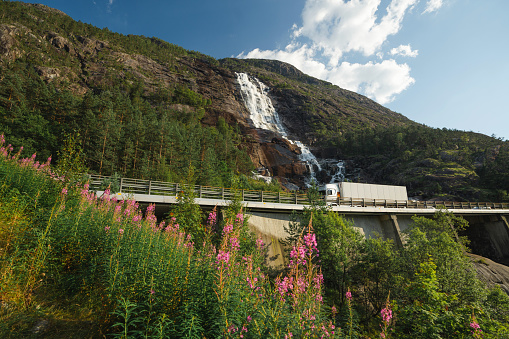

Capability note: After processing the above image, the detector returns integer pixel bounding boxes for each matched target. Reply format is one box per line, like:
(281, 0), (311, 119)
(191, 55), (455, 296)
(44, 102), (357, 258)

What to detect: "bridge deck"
(90, 174), (509, 215)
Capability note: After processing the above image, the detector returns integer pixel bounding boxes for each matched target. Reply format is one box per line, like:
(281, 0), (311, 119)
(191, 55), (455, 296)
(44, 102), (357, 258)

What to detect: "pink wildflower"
(207, 211), (217, 225)
(230, 237), (240, 250)
(256, 237), (264, 249)
(470, 313), (482, 337)
(61, 187), (68, 195)
(223, 223), (233, 234)
(119, 229), (124, 235)
(217, 250), (230, 264)
(381, 306), (392, 323)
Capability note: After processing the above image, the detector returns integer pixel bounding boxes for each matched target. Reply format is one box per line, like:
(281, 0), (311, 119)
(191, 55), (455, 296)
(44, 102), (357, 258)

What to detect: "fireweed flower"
(217, 250), (230, 264)
(207, 211), (217, 225)
(230, 237), (240, 250)
(223, 223), (233, 234)
(256, 237), (264, 249)
(346, 288), (353, 301)
(381, 306), (392, 323)
(61, 187), (68, 195)
(379, 296), (393, 339)
(119, 228), (124, 235)
(470, 314), (482, 337)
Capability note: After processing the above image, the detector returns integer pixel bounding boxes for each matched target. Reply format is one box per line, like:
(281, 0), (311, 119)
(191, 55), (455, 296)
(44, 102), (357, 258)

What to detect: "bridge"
(89, 175), (509, 266)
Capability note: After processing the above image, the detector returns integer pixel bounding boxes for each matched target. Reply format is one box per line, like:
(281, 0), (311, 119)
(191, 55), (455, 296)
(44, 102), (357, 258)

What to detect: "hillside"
(1, 1), (508, 200)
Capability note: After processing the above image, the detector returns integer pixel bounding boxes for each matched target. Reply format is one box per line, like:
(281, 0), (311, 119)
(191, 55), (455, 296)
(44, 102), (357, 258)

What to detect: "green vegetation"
(284, 190), (509, 338)
(0, 59), (257, 188)
(2, 137), (509, 337)
(334, 125), (509, 201)
(0, 141), (335, 338)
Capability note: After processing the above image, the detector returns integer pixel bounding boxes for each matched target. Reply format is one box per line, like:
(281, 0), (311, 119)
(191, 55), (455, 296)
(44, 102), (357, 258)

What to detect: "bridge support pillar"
(466, 214), (509, 260)
(245, 211), (296, 267)
(379, 214), (405, 248)
(488, 214), (509, 258)
(500, 215), (509, 236)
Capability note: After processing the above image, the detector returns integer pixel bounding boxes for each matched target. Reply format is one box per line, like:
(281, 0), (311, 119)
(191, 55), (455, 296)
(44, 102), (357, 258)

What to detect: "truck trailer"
(320, 182), (408, 205)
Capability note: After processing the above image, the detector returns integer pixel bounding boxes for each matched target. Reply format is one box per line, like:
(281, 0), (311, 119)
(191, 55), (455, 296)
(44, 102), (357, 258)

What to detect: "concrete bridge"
(90, 175), (509, 266)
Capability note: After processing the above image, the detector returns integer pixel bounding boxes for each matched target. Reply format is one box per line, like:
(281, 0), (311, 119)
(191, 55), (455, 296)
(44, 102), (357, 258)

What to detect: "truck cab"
(319, 183), (341, 205)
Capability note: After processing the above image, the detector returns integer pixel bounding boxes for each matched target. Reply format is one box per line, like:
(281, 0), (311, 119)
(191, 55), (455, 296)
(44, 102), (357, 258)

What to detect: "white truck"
(320, 182), (408, 205)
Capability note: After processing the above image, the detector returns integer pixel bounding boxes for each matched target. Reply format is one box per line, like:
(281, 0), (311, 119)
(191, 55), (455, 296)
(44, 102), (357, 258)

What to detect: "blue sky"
(22, 0), (509, 140)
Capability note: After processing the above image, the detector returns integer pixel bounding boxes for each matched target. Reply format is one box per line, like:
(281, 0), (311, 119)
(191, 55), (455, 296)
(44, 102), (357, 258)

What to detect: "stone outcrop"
(0, 24), (22, 61)
(468, 253), (509, 295)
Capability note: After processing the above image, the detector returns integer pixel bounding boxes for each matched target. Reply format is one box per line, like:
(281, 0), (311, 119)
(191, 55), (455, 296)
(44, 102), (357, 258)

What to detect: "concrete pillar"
(245, 211), (295, 267)
(500, 215), (509, 237)
(379, 214), (405, 248)
(479, 214), (509, 259)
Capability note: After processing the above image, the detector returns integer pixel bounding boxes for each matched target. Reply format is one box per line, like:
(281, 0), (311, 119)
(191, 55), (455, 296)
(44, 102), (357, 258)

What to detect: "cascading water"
(236, 72), (328, 186)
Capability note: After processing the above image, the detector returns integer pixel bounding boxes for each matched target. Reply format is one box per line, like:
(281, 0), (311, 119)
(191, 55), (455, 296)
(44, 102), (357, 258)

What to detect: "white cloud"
(422, 0), (443, 14)
(238, 0), (441, 104)
(239, 44), (328, 80)
(327, 60), (415, 104)
(239, 46), (414, 104)
(390, 44), (419, 57)
(298, 0), (418, 61)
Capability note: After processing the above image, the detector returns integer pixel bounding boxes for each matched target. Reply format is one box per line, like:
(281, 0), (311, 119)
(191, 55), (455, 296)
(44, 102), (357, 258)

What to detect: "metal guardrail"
(88, 174), (509, 210)
(88, 174), (310, 205)
(331, 198), (509, 210)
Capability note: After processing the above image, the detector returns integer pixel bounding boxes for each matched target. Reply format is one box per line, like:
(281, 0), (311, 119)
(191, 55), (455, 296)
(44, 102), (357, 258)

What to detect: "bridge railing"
(334, 198), (509, 209)
(88, 174), (509, 210)
(88, 174), (310, 205)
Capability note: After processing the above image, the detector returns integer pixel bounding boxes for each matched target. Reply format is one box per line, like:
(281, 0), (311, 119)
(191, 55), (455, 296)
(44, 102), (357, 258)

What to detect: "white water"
(236, 72), (323, 185)
(326, 159), (345, 184)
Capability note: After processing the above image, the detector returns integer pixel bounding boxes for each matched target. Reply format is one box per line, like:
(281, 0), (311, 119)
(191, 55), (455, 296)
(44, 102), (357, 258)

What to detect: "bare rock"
(31, 319), (49, 335)
(468, 253), (509, 295)
(0, 24), (20, 60)
(34, 66), (61, 82)
(46, 31), (73, 54)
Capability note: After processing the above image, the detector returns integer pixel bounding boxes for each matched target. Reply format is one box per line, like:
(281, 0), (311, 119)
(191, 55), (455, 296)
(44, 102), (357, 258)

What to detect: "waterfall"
(236, 72), (322, 185)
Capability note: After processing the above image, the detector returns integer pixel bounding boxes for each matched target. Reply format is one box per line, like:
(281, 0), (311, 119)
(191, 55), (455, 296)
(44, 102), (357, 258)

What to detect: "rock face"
(0, 24), (22, 61)
(0, 11), (310, 186)
(468, 253), (509, 295)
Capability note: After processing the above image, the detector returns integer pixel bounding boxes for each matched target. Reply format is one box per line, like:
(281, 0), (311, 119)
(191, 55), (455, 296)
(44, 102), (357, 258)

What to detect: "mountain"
(1, 1), (508, 201)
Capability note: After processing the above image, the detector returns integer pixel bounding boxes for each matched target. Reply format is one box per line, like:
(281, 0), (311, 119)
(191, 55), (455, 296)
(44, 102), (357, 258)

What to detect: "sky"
(21, 0), (509, 140)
